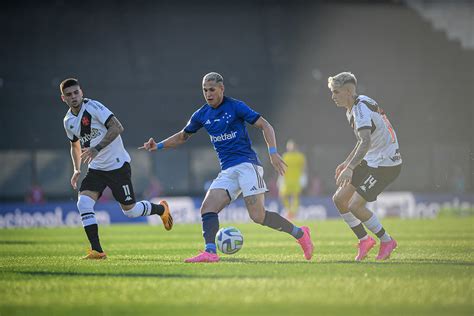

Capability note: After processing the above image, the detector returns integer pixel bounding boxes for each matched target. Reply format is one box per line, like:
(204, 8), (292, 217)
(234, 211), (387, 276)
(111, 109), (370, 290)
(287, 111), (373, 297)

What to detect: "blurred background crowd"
(0, 0), (472, 203)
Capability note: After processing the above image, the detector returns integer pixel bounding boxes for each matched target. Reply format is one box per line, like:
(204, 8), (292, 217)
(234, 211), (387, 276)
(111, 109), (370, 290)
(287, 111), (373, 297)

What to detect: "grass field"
(0, 217), (473, 316)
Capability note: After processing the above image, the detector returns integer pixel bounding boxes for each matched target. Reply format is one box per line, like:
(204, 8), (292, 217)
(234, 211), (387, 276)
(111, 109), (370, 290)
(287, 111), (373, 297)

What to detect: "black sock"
(351, 223), (368, 240)
(150, 203), (165, 216)
(84, 224), (103, 253)
(202, 212), (219, 253)
(262, 211), (303, 239)
(375, 227), (386, 239)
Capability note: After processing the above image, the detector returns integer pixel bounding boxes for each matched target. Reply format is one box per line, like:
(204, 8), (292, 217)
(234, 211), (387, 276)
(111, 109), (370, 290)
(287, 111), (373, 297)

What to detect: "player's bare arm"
(81, 116), (124, 164)
(336, 129), (371, 187)
(70, 140), (82, 189)
(336, 142), (360, 180)
(253, 116), (287, 176)
(348, 129), (371, 169)
(139, 130), (193, 152)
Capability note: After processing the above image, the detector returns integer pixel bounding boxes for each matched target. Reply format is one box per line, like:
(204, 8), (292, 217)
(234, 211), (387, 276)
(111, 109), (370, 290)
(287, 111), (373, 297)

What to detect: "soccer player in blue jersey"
(140, 72), (314, 263)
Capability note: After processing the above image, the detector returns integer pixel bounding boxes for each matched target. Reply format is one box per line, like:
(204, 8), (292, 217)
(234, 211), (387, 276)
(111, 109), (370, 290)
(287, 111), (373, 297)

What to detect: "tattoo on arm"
(245, 195), (258, 206)
(348, 130), (371, 169)
(161, 130), (192, 148)
(96, 117), (123, 150)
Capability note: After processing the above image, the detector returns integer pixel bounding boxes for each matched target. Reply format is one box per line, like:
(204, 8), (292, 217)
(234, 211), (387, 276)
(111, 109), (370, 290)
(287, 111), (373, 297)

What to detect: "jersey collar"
(210, 96), (227, 110)
(347, 95), (360, 113)
(70, 98), (86, 117)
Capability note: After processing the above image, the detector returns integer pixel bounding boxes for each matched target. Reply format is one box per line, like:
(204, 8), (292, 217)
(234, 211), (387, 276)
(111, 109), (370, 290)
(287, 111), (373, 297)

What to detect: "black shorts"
(351, 160), (402, 202)
(79, 162), (136, 205)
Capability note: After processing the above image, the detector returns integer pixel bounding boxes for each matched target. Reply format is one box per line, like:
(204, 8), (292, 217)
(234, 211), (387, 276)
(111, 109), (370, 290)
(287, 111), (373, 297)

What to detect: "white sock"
(341, 212), (368, 240)
(122, 201), (152, 218)
(363, 214), (391, 242)
(77, 195), (97, 226)
(341, 212), (361, 227)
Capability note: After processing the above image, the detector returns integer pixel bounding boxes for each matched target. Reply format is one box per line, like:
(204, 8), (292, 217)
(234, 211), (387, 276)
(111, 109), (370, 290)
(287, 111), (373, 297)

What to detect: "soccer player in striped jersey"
(328, 72), (402, 261)
(140, 72), (314, 263)
(61, 78), (173, 259)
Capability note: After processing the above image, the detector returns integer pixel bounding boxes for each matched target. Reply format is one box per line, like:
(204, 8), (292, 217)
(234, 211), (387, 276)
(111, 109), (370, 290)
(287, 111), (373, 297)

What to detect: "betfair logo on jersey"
(209, 131), (237, 143)
(79, 128), (102, 145)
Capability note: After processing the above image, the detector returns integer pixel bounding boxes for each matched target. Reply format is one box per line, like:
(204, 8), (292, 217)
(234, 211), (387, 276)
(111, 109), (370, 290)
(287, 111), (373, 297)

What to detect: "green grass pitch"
(0, 217), (473, 316)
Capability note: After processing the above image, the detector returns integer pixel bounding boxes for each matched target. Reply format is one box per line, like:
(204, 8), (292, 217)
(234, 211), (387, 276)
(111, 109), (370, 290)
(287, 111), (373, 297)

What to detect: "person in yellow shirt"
(279, 140), (306, 220)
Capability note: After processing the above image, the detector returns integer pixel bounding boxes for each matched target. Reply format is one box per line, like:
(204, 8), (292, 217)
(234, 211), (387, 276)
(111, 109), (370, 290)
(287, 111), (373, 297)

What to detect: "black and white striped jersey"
(63, 98), (131, 171)
(346, 95), (402, 167)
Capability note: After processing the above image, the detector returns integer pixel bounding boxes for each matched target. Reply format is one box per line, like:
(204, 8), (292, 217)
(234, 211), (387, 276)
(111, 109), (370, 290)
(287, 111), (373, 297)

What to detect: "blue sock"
(291, 226), (304, 239)
(205, 243), (217, 253)
(202, 212), (219, 253)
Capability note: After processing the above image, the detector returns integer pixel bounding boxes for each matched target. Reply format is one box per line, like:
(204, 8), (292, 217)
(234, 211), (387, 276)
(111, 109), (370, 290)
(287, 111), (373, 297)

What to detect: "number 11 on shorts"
(122, 185), (131, 196)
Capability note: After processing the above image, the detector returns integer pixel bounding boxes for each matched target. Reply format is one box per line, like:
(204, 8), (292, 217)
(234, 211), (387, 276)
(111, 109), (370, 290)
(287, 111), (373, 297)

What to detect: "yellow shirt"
(282, 151), (306, 187)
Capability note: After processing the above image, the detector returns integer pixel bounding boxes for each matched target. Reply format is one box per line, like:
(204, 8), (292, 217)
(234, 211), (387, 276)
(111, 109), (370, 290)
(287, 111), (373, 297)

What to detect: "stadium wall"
(0, 193), (472, 228)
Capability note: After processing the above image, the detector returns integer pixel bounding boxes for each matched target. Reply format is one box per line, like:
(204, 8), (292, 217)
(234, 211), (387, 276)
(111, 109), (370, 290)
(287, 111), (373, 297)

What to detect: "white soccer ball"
(216, 226), (244, 254)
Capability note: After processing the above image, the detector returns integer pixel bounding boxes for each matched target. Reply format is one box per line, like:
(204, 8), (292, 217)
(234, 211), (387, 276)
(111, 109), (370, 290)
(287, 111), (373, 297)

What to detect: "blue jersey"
(184, 96), (262, 170)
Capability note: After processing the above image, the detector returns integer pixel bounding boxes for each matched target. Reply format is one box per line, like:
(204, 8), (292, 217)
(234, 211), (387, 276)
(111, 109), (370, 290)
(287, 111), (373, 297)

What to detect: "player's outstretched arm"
(253, 117), (287, 176)
(70, 140), (82, 189)
(81, 116), (124, 164)
(139, 130), (193, 152)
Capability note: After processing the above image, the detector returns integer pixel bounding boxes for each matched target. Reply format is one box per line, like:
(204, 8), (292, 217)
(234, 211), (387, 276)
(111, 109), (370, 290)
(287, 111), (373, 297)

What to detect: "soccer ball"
(216, 226), (244, 254)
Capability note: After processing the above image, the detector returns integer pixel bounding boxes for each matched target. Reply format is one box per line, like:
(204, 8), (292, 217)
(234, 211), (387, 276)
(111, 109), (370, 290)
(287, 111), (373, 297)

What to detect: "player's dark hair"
(60, 78), (80, 94)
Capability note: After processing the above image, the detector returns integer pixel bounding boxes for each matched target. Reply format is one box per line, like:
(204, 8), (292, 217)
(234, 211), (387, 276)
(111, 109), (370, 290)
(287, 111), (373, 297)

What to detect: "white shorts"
(209, 162), (268, 201)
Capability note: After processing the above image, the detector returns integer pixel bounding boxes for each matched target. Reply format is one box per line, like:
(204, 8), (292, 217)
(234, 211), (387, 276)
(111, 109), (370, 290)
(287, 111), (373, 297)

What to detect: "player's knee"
(332, 193), (349, 212)
(121, 203), (141, 218)
(121, 203), (134, 211)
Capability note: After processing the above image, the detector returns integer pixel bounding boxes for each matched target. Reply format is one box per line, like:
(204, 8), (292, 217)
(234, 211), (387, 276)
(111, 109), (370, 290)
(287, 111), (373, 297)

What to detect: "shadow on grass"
(14, 270), (260, 279)
(317, 258), (474, 266)
(222, 258), (311, 264)
(0, 240), (37, 245)
(114, 257), (473, 266)
(115, 257), (311, 265)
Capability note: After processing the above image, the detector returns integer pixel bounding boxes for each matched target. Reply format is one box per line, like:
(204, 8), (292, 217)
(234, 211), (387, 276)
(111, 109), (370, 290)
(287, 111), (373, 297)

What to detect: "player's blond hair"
(328, 72), (357, 89)
(203, 72), (224, 84)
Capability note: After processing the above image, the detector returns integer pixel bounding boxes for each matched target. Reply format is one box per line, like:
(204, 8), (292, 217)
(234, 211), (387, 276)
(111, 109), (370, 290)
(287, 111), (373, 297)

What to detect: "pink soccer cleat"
(184, 251), (220, 263)
(355, 236), (376, 261)
(297, 226), (314, 260)
(376, 238), (398, 260)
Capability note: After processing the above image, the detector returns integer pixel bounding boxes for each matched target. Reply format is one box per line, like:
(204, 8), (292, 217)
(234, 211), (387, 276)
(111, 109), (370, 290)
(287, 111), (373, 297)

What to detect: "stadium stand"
(0, 0), (472, 200)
